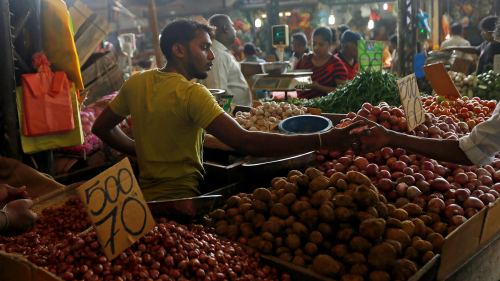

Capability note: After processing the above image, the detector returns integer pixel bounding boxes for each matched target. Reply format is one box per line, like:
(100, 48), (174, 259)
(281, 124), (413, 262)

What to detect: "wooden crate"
(69, 0), (112, 65)
(81, 65), (124, 105)
(80, 51), (118, 86)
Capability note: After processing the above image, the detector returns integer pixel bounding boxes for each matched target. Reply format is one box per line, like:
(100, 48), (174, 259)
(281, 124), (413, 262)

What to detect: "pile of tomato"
(422, 95), (497, 130)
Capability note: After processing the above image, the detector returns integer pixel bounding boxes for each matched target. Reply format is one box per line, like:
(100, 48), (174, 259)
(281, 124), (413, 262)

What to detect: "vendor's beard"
(187, 49), (209, 80)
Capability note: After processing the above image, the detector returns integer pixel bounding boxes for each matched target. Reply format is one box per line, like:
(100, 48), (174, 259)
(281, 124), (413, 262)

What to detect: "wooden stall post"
(148, 0), (163, 69)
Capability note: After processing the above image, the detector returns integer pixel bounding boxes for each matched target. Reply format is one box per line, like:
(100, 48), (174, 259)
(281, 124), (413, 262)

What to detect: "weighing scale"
(252, 25), (312, 101)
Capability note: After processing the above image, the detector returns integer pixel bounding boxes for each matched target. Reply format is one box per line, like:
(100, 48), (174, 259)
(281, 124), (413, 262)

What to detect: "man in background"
(333, 24), (350, 55)
(241, 42), (265, 63)
(202, 14), (252, 106)
(440, 22), (472, 65)
(290, 32), (310, 70)
(335, 30), (363, 80)
(389, 34), (398, 74)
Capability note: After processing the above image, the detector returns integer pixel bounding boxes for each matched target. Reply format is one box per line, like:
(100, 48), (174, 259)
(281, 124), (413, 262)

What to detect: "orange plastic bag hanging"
(22, 53), (75, 137)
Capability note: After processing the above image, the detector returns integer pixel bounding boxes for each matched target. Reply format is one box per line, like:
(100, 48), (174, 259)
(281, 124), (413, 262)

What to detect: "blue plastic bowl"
(279, 115), (333, 134)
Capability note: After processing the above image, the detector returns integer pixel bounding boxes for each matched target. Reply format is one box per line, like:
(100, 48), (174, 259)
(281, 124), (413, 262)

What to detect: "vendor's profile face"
(312, 35), (329, 56)
(482, 29), (493, 41)
(187, 30), (214, 79)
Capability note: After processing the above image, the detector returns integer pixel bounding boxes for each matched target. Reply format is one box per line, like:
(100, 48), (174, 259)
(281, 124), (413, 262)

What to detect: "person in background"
(295, 26), (347, 99)
(333, 24), (350, 55)
(335, 30), (364, 80)
(241, 42), (265, 63)
(202, 14), (252, 106)
(440, 15), (499, 75)
(92, 17), (367, 201)
(374, 25), (388, 41)
(440, 22), (473, 65)
(329, 27), (339, 54)
(0, 184), (37, 237)
(290, 32), (311, 70)
(389, 34), (398, 74)
(231, 37), (245, 62)
(255, 47), (263, 59)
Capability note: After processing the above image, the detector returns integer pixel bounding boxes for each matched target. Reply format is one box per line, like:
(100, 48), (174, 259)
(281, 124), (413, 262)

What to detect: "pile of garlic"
(234, 101), (310, 132)
(447, 71), (478, 97)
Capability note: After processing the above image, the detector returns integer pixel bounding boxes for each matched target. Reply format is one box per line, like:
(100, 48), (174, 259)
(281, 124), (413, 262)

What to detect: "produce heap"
(261, 69), (402, 114)
(205, 170), (441, 281)
(447, 71), (478, 97)
(0, 199), (286, 281)
(473, 70), (500, 101)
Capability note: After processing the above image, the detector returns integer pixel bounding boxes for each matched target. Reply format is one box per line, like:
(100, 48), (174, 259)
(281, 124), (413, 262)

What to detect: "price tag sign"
(422, 63), (461, 98)
(358, 40), (383, 71)
(494, 55), (500, 74)
(397, 73), (425, 132)
(77, 158), (155, 260)
(451, 58), (472, 75)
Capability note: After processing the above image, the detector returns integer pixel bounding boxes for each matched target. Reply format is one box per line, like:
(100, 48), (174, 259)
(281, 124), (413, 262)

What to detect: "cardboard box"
(0, 252), (60, 281)
(480, 198), (500, 245)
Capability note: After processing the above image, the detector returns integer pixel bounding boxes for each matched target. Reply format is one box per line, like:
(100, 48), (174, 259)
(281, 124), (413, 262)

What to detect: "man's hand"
(353, 116), (391, 152)
(0, 184), (28, 209)
(2, 199), (37, 237)
(323, 120), (368, 152)
(306, 81), (321, 90)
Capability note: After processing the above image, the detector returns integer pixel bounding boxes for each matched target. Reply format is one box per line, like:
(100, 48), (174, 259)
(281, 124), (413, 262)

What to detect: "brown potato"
(319, 204), (335, 223)
(426, 233), (444, 252)
(277, 189), (286, 198)
(310, 190), (333, 208)
(271, 194), (280, 203)
(431, 222), (447, 235)
(278, 198), (286, 204)
(305, 167), (323, 180)
(239, 197), (252, 206)
(331, 244), (350, 259)
(350, 236), (372, 253)
(261, 232), (274, 242)
(368, 242), (396, 270)
(294, 248), (304, 256)
(411, 240), (433, 253)
(336, 179), (349, 191)
(291, 201), (311, 215)
(299, 209), (319, 230)
(332, 194), (354, 208)
(401, 221), (415, 237)
(296, 175), (311, 188)
(343, 252), (366, 265)
(284, 183), (299, 194)
(312, 255), (340, 278)
(259, 241), (273, 254)
(426, 227), (435, 236)
(327, 186), (338, 195)
(392, 259), (418, 281)
(279, 252), (293, 262)
(285, 227), (293, 236)
(418, 215), (433, 226)
(318, 223), (334, 238)
(240, 223), (255, 238)
(285, 234), (301, 250)
(337, 228), (356, 242)
(411, 236), (421, 243)
(283, 193), (297, 206)
(289, 175), (299, 184)
(216, 225), (228, 236)
(340, 274), (364, 281)
(335, 207), (354, 222)
(422, 251), (435, 264)
(349, 263), (369, 277)
(392, 208), (409, 221)
(368, 270), (391, 281)
(309, 176), (329, 192)
(230, 215), (244, 227)
(385, 228), (411, 248)
(247, 236), (263, 249)
(354, 185), (379, 207)
(323, 201), (334, 209)
(359, 218), (386, 240)
(304, 242), (318, 256)
(227, 196), (241, 208)
(323, 240), (334, 251)
(271, 177), (283, 187)
(268, 200), (276, 209)
(239, 203), (252, 214)
(345, 190), (355, 199)
(285, 216), (296, 228)
(348, 183), (360, 191)
(365, 206), (378, 218)
(274, 179), (288, 190)
(411, 218), (427, 238)
(387, 204), (396, 216)
(274, 237), (283, 248)
(252, 200), (269, 214)
(292, 256), (306, 267)
(275, 246), (291, 255)
(287, 170), (302, 181)
(384, 239), (403, 256)
(386, 218), (402, 229)
(211, 209), (227, 221)
(427, 212), (441, 224)
(244, 210), (256, 222)
(356, 211), (375, 222)
(216, 220), (229, 229)
(252, 214), (266, 228)
(303, 255), (313, 264)
(261, 221), (281, 236)
(402, 203), (423, 217)
(403, 247), (419, 261)
(309, 231), (324, 245)
(346, 171), (372, 187)
(292, 222), (309, 238)
(270, 203), (290, 219)
(328, 172), (346, 187)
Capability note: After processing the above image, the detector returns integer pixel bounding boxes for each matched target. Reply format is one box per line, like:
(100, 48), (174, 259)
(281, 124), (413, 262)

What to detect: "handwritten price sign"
(397, 73), (425, 132)
(451, 58), (472, 75)
(77, 158), (155, 260)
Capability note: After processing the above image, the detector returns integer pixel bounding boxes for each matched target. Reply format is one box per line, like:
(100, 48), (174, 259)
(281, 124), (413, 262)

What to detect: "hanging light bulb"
(261, 14), (267, 18)
(445, 34), (451, 40)
(383, 3), (388, 10)
(255, 18), (262, 28)
(329, 15), (335, 25)
(368, 19), (374, 30)
(279, 12), (283, 17)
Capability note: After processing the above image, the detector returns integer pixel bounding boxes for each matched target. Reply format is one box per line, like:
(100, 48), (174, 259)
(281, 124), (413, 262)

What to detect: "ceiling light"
(255, 18), (262, 28)
(383, 3), (388, 10)
(329, 15), (335, 25)
(262, 14), (267, 18)
(368, 19), (374, 30)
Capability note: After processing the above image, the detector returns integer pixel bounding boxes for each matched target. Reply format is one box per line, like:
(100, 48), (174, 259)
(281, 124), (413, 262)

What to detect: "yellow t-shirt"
(109, 70), (225, 201)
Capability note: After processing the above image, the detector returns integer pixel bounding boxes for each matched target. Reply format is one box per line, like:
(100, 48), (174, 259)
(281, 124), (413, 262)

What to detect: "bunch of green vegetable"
(473, 70), (500, 101)
(260, 69), (402, 114)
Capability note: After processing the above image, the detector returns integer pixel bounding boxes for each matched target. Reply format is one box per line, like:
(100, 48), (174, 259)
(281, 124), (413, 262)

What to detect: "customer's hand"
(354, 116), (391, 152)
(322, 120), (368, 152)
(306, 81), (321, 90)
(0, 184), (28, 209)
(2, 199), (38, 237)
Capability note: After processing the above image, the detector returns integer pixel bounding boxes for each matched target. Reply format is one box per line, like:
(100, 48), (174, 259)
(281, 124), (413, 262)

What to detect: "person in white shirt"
(202, 14), (252, 107)
(440, 22), (473, 64)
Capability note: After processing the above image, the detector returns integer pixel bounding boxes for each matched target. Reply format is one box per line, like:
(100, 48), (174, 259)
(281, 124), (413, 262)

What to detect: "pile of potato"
(204, 169), (445, 281)
(233, 102), (310, 132)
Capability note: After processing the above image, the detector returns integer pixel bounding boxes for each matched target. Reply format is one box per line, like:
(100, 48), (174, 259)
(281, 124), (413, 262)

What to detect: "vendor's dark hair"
(450, 22), (463, 35)
(389, 34), (397, 45)
(330, 27), (338, 44)
(160, 17), (215, 60)
(337, 24), (350, 36)
(312, 26), (333, 43)
(292, 32), (307, 46)
(243, 42), (257, 56)
(479, 15), (498, 31)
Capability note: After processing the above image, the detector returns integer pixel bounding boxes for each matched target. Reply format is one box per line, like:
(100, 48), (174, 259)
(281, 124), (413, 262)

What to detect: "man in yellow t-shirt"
(92, 18), (366, 202)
